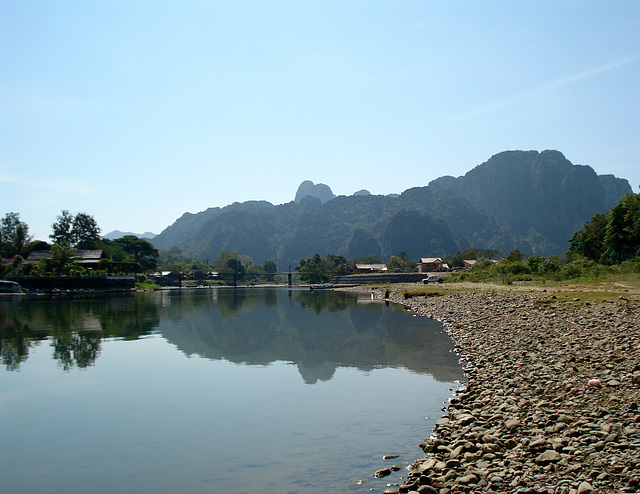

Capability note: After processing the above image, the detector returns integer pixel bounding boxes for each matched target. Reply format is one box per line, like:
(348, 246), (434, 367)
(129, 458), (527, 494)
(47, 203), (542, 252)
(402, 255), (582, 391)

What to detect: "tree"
(188, 259), (210, 283)
(602, 193), (640, 264)
(211, 250), (250, 285)
(162, 246), (184, 265)
(44, 243), (77, 275)
(263, 259), (278, 282)
(388, 252), (415, 273)
(567, 193), (640, 264)
(114, 236), (159, 272)
(100, 239), (128, 263)
(505, 249), (525, 262)
(224, 257), (246, 285)
(263, 259), (277, 273)
(50, 210), (101, 248)
(568, 213), (607, 261)
(296, 253), (352, 283)
(1, 212), (22, 243)
(360, 254), (382, 264)
(50, 210), (75, 245)
(1, 213), (34, 258)
(72, 213), (101, 249)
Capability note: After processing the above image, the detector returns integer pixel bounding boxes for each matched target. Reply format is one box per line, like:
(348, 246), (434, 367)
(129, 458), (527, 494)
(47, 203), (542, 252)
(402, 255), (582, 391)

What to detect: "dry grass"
(372, 274), (640, 306)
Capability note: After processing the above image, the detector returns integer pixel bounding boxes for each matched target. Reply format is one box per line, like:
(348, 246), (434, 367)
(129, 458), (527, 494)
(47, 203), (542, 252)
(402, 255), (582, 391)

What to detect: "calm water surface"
(0, 287), (464, 493)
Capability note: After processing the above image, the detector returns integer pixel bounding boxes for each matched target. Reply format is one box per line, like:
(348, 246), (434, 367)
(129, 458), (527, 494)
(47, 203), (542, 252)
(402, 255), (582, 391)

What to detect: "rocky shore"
(356, 285), (640, 494)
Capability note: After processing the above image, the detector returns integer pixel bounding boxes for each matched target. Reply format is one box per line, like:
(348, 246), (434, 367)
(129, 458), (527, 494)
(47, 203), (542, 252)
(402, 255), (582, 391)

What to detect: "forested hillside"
(152, 150), (632, 267)
(429, 150), (632, 253)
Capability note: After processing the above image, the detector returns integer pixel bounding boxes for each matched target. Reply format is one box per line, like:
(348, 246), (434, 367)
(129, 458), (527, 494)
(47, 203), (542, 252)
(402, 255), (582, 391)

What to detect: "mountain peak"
(294, 180), (335, 204)
(353, 189), (371, 196)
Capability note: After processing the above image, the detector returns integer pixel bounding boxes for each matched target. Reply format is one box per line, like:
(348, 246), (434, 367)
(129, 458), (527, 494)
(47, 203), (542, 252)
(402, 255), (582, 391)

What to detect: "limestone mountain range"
(150, 150), (632, 267)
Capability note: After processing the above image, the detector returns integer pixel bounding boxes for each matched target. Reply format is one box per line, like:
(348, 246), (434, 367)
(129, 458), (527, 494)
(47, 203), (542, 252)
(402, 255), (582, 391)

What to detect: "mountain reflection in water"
(0, 288), (463, 383)
(1, 287), (465, 494)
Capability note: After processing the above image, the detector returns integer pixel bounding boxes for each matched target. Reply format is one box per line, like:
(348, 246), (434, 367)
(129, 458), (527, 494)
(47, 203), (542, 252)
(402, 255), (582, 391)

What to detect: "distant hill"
(151, 150), (632, 267)
(103, 230), (157, 240)
(353, 189), (371, 196)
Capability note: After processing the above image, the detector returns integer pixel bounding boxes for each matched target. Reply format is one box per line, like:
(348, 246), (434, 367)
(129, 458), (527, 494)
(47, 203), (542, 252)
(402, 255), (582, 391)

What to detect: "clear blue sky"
(2, 1), (639, 242)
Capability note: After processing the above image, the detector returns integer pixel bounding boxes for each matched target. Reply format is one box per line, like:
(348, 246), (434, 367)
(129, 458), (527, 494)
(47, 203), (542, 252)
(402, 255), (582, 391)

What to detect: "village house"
(27, 249), (107, 269)
(417, 257), (449, 273)
(74, 250), (106, 268)
(463, 259), (476, 270)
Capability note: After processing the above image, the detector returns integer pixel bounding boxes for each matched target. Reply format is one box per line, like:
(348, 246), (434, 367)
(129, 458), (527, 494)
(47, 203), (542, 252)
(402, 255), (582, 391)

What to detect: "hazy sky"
(2, 1), (639, 241)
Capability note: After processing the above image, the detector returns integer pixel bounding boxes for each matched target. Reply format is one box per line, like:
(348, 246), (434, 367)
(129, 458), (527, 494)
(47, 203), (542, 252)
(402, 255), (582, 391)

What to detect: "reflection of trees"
(1, 332), (33, 370)
(297, 290), (352, 314)
(215, 289), (258, 318)
(0, 293), (161, 371)
(1, 288), (466, 383)
(51, 332), (101, 371)
(98, 294), (160, 339)
(0, 322), (41, 371)
(0, 300), (46, 370)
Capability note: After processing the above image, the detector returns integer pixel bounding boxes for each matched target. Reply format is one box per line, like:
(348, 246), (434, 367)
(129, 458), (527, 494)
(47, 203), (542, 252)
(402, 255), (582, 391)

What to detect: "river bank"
(343, 283), (640, 494)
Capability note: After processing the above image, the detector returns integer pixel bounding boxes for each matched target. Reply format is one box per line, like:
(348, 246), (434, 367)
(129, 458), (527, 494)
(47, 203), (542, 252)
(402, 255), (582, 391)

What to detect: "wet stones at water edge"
(372, 287), (640, 494)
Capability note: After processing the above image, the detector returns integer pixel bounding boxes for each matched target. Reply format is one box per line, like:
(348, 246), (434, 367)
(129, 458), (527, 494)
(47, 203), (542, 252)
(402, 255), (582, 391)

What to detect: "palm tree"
(47, 243), (77, 275)
(2, 224), (35, 258)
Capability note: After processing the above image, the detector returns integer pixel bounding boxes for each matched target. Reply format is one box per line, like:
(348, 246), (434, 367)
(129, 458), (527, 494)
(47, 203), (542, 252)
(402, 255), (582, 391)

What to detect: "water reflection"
(0, 288), (463, 383)
(0, 293), (160, 371)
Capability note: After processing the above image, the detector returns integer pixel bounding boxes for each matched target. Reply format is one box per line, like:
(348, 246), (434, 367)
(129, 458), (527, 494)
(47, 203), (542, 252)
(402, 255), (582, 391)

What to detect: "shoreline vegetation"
(339, 281), (640, 494)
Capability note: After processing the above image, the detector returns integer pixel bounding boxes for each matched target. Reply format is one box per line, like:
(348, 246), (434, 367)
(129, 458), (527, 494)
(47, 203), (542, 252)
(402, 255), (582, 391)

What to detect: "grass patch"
(135, 281), (162, 291)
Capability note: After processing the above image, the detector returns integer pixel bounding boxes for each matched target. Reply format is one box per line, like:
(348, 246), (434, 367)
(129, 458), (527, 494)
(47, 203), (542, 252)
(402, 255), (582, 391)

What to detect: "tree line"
(2, 191), (638, 284)
(452, 192), (639, 283)
(0, 210), (159, 277)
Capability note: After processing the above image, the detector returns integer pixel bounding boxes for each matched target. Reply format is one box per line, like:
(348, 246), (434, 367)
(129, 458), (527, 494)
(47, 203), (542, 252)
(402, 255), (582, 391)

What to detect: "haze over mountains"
(150, 150), (632, 267)
(102, 230), (157, 240)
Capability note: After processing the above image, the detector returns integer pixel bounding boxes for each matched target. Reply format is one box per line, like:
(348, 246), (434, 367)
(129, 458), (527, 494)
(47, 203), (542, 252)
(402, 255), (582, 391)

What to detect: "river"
(0, 287), (464, 493)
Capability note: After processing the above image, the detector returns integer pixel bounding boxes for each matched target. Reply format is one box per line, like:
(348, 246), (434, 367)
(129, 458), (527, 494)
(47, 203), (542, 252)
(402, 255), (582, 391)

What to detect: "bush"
(496, 260), (530, 275)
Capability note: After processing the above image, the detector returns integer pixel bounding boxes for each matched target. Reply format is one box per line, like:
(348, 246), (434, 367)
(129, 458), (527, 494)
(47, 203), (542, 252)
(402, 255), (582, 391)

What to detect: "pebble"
(375, 468), (392, 478)
(359, 286), (640, 494)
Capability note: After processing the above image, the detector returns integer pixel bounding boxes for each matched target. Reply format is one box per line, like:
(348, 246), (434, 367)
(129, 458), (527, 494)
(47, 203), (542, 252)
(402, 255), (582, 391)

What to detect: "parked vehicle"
(422, 275), (444, 284)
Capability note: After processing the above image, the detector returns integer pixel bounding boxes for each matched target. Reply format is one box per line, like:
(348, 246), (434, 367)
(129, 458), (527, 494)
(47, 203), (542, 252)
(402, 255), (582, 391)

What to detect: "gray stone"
(505, 418), (521, 430)
(457, 473), (478, 485)
(456, 414), (475, 426)
(558, 414), (574, 424)
(529, 438), (547, 449)
(417, 486), (437, 494)
(450, 445), (464, 459)
(535, 450), (562, 464)
(577, 481), (594, 494)
(416, 458), (437, 473)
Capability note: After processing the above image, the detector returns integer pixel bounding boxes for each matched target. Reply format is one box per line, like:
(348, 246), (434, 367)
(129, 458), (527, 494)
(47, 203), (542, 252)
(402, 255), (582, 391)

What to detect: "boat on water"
(310, 284), (333, 290)
(0, 280), (22, 293)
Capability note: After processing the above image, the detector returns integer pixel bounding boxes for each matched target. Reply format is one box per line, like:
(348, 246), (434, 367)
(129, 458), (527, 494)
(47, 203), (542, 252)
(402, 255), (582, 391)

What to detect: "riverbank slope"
(350, 283), (640, 494)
